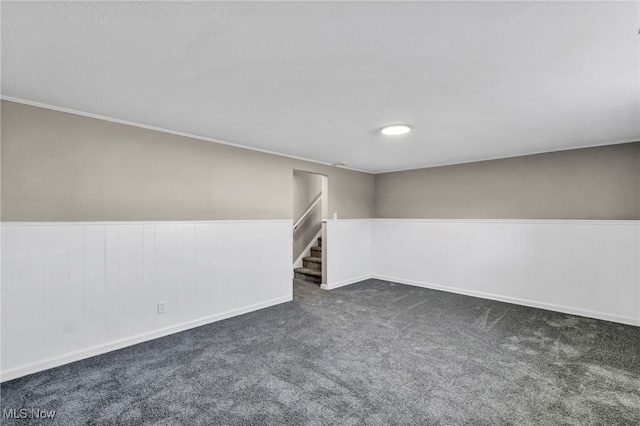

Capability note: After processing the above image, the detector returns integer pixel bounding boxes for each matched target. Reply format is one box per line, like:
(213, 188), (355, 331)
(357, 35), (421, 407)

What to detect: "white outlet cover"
(157, 301), (166, 315)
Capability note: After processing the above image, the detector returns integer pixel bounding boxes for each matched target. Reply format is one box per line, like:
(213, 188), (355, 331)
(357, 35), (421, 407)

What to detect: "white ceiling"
(2, 1), (639, 173)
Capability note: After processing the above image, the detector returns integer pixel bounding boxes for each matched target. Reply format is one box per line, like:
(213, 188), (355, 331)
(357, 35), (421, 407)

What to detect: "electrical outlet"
(157, 301), (166, 315)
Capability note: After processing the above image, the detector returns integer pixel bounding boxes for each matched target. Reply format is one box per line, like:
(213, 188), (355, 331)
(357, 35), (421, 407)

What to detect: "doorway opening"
(292, 170), (328, 287)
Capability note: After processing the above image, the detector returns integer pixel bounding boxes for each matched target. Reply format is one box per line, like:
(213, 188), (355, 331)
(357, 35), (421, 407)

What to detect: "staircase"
(294, 236), (322, 284)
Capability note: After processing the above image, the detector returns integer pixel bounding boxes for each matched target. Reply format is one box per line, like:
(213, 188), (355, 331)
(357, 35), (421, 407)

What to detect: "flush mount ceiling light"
(381, 124), (411, 136)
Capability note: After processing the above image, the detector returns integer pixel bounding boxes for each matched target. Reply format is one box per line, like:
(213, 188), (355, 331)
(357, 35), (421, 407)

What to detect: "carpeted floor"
(1, 279), (639, 425)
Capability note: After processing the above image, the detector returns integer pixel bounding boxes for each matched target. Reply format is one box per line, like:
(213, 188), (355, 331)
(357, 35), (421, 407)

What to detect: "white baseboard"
(0, 295), (291, 383)
(317, 271), (640, 327)
(293, 230), (322, 269)
(372, 274), (640, 327)
(321, 275), (371, 291)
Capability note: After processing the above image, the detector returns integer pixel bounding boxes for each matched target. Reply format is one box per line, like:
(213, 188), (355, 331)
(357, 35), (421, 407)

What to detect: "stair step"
(294, 267), (321, 277)
(317, 237), (322, 247)
(294, 267), (322, 284)
(302, 256), (322, 271)
(310, 246), (322, 257)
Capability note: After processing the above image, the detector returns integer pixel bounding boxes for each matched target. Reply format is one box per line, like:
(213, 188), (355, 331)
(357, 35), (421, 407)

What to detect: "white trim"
(320, 219), (639, 226)
(321, 275), (371, 291)
(8, 219), (633, 227)
(321, 223), (327, 286)
(322, 219), (375, 223)
(293, 193), (322, 231)
(371, 218), (639, 226)
(0, 295), (292, 383)
(371, 275), (640, 327)
(0, 96), (370, 174)
(293, 230), (322, 269)
(1, 220), (293, 227)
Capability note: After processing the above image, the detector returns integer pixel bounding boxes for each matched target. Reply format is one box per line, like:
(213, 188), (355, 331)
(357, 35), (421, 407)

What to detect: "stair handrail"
(293, 193), (322, 231)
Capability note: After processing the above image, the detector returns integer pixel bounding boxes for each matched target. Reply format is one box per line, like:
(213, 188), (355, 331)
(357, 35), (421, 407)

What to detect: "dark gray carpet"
(1, 279), (639, 425)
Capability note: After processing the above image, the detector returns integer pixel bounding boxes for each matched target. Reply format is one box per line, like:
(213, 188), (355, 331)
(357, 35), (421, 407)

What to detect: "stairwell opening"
(292, 170), (328, 287)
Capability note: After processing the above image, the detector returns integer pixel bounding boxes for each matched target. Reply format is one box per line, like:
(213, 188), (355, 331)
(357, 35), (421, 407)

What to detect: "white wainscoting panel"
(42, 226), (69, 360)
(84, 226), (106, 348)
(323, 220), (373, 290)
(0, 220), (293, 382)
(372, 219), (640, 326)
(194, 224), (210, 319)
(176, 224), (197, 325)
(154, 224), (178, 329)
(118, 225), (144, 338)
(142, 224), (156, 332)
(67, 226), (84, 352)
(105, 226), (119, 342)
(4, 227), (43, 368)
(1, 228), (5, 372)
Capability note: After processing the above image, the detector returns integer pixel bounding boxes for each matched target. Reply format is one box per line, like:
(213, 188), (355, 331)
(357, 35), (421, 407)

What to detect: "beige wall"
(376, 142), (640, 220)
(3, 100), (638, 222)
(1, 101), (375, 221)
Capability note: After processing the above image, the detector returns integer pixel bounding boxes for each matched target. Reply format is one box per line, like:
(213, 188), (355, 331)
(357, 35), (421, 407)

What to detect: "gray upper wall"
(3, 100), (638, 222)
(375, 142), (640, 220)
(1, 101), (375, 221)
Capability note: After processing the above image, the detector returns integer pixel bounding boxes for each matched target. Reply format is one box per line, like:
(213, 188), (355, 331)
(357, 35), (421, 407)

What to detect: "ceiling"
(2, 1), (639, 174)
